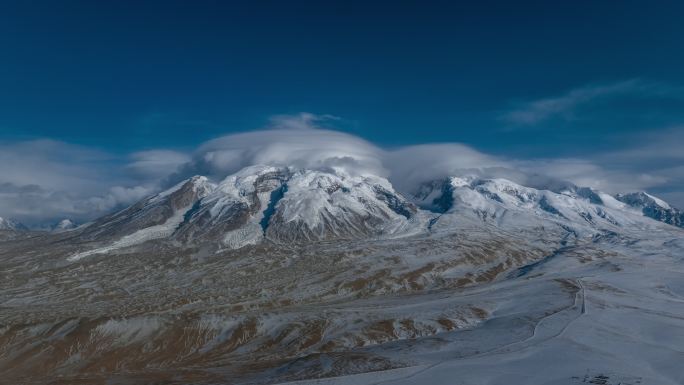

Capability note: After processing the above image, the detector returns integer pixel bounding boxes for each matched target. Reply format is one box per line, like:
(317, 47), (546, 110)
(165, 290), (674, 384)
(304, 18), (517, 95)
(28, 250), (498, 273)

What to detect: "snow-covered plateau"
(0, 165), (683, 384)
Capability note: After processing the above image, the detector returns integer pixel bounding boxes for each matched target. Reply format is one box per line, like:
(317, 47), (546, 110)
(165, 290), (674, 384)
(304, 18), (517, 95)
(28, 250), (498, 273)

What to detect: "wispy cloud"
(267, 112), (341, 130)
(513, 127), (684, 205)
(500, 79), (684, 126)
(126, 150), (191, 180)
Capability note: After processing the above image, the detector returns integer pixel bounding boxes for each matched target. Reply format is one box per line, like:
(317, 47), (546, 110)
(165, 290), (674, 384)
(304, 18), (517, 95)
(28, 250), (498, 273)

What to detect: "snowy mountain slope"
(173, 165), (291, 248)
(616, 191), (684, 228)
(413, 176), (672, 239)
(265, 170), (420, 243)
(275, 226), (684, 385)
(80, 175), (215, 241)
(67, 176), (215, 260)
(51, 219), (77, 232)
(0, 217), (26, 231)
(170, 166), (419, 246)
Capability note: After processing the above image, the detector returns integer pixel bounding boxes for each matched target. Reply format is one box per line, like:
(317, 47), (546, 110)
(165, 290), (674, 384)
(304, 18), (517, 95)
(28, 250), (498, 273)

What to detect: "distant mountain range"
(0, 217), (76, 232)
(0, 217), (27, 231)
(8, 165), (668, 262)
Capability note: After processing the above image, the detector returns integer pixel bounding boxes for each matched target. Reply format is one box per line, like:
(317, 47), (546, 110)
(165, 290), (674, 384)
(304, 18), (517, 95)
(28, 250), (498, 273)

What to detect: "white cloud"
(0, 139), (112, 193)
(511, 127), (684, 206)
(127, 150), (191, 180)
(604, 127), (684, 163)
(266, 112), (341, 130)
(0, 140), (155, 225)
(0, 184), (154, 222)
(174, 114), (384, 180)
(383, 143), (503, 192)
(517, 158), (668, 194)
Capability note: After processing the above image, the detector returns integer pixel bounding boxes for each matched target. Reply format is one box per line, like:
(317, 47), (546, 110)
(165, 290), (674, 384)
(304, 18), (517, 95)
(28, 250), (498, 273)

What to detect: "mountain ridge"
(616, 191), (684, 227)
(41, 165), (682, 261)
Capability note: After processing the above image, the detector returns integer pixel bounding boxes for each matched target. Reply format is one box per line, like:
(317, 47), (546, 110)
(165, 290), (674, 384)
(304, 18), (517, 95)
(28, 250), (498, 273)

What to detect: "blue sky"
(1, 1), (683, 225)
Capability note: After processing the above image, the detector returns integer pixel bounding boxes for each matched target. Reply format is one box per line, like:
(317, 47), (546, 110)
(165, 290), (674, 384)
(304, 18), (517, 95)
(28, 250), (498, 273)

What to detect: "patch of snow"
(598, 192), (627, 211)
(0, 217), (25, 231)
(52, 219), (77, 232)
(274, 169), (415, 237)
(644, 192), (671, 209)
(93, 317), (164, 346)
(150, 175), (214, 203)
(68, 204), (193, 261)
(448, 176), (472, 188)
(222, 223), (264, 249)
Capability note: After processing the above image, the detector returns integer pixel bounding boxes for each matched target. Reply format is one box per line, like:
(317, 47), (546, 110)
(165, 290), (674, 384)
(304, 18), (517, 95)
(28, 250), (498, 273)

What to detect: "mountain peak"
(615, 191), (682, 228)
(67, 166), (421, 259)
(616, 191), (671, 209)
(52, 219), (77, 232)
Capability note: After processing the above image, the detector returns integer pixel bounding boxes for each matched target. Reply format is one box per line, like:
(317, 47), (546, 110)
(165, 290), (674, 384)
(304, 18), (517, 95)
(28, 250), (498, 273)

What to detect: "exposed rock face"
(412, 178), (456, 213)
(616, 191), (684, 228)
(173, 166), (291, 246)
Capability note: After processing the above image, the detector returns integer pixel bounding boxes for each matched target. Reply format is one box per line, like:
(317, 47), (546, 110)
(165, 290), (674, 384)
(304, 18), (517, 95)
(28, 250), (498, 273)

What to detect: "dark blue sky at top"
(1, 0), (684, 158)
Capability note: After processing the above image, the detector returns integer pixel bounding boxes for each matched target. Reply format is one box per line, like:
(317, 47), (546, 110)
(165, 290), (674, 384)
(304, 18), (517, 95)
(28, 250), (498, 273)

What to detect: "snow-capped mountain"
(0, 217), (27, 231)
(172, 166), (291, 248)
(51, 219), (77, 232)
(173, 165), (419, 247)
(411, 175), (682, 237)
(65, 166), (684, 261)
(616, 191), (684, 228)
(68, 166), (419, 260)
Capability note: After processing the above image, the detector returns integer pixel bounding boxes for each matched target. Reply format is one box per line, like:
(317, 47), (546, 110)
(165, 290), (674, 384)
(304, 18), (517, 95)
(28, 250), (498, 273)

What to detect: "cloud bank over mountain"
(1, 113), (682, 227)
